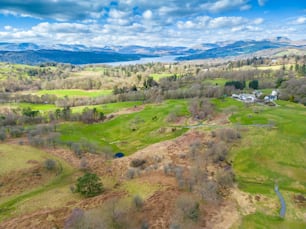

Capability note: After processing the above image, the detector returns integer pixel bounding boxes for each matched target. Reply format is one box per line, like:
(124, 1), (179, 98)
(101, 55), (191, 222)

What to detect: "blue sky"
(0, 0), (305, 47)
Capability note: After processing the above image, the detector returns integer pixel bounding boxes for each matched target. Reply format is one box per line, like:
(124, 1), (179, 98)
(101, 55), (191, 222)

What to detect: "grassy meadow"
(59, 99), (189, 155)
(34, 89), (112, 98)
(0, 144), (77, 221)
(213, 98), (306, 228)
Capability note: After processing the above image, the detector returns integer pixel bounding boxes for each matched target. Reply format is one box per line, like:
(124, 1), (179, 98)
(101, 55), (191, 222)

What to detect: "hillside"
(0, 57), (305, 229)
(177, 40), (293, 61)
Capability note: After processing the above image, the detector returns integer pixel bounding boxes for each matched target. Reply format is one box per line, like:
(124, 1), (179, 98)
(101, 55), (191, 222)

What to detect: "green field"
(204, 78), (228, 86)
(71, 101), (143, 114)
(34, 89), (112, 98)
(60, 100), (189, 154)
(214, 98), (306, 228)
(0, 144), (76, 221)
(150, 73), (175, 81)
(0, 103), (57, 112)
(237, 212), (306, 229)
(0, 144), (51, 175)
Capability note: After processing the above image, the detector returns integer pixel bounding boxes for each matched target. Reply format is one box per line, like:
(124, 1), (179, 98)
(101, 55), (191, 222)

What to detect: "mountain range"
(0, 37), (305, 65)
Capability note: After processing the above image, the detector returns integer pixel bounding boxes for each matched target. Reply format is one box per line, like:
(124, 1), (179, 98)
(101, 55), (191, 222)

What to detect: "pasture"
(59, 99), (189, 155)
(214, 98), (306, 228)
(34, 89), (112, 98)
(0, 144), (76, 221)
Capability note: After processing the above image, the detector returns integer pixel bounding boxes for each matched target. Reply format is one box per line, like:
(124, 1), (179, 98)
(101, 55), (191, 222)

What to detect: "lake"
(102, 55), (181, 66)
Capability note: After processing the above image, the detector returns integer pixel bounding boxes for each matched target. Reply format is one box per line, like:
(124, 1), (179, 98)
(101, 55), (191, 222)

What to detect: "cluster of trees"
(0, 106), (105, 129)
(188, 98), (215, 120)
(168, 128), (240, 205)
(27, 124), (60, 148)
(279, 78), (306, 105)
(225, 80), (246, 90)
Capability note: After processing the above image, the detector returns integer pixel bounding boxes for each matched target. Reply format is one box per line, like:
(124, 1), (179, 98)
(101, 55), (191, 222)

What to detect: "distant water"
(101, 55), (181, 66)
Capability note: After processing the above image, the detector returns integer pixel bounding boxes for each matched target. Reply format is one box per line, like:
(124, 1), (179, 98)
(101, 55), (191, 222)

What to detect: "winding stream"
(274, 184), (286, 218)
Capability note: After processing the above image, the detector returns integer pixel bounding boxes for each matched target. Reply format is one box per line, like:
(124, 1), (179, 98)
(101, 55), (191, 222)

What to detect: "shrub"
(0, 128), (6, 141)
(132, 195), (144, 210)
(207, 141), (228, 163)
(76, 173), (104, 197)
(44, 159), (57, 171)
(126, 168), (137, 179)
(176, 195), (200, 222)
(64, 208), (85, 229)
(215, 128), (240, 143)
(216, 169), (235, 189)
(71, 142), (83, 158)
(80, 157), (89, 171)
(189, 98), (215, 120)
(130, 159), (146, 168)
(9, 126), (24, 138)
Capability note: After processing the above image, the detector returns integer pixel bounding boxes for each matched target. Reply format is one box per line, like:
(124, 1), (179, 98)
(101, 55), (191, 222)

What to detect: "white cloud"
(177, 20), (196, 29)
(0, 1), (304, 47)
(200, 0), (249, 13)
(253, 18), (264, 25)
(293, 17), (306, 24)
(142, 10), (153, 20)
(208, 17), (246, 28)
(4, 25), (12, 30)
(258, 0), (267, 7)
(240, 5), (252, 11)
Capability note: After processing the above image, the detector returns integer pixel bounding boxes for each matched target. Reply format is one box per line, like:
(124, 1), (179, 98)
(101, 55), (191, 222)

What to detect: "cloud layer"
(0, 0), (305, 47)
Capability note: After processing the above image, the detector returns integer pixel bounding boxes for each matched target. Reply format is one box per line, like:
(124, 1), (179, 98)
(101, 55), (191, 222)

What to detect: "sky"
(0, 0), (305, 47)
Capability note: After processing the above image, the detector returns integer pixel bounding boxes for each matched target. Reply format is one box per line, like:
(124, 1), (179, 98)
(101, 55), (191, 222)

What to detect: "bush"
(76, 173), (104, 197)
(0, 129), (6, 141)
(9, 126), (24, 138)
(130, 159), (146, 168)
(207, 141), (228, 163)
(189, 98), (215, 120)
(215, 128), (240, 143)
(132, 195), (144, 210)
(126, 168), (138, 179)
(44, 159), (57, 171)
(176, 195), (200, 222)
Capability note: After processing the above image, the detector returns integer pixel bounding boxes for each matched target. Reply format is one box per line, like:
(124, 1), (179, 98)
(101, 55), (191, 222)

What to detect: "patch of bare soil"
(46, 148), (84, 168)
(204, 200), (240, 229)
(0, 165), (55, 198)
(0, 207), (71, 229)
(230, 188), (256, 216)
(208, 113), (230, 126)
(293, 194), (306, 208)
(139, 187), (181, 229)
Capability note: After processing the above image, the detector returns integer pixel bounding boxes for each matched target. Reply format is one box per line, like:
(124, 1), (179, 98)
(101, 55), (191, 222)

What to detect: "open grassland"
(0, 144), (76, 221)
(236, 212), (306, 229)
(150, 73), (174, 81)
(214, 98), (306, 228)
(121, 180), (162, 199)
(0, 144), (50, 175)
(83, 66), (107, 72)
(204, 78), (228, 86)
(0, 103), (57, 112)
(0, 101), (143, 116)
(71, 101), (143, 114)
(34, 89), (112, 98)
(59, 99), (189, 155)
